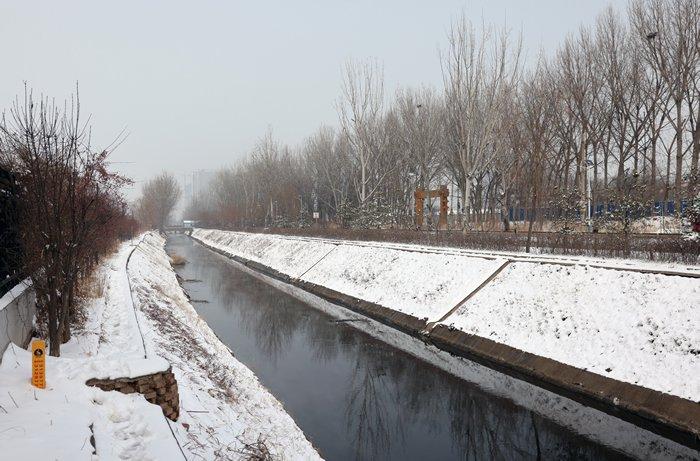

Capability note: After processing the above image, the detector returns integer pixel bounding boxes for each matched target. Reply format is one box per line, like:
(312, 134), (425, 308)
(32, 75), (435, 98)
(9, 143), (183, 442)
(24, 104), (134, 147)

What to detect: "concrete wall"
(0, 281), (35, 359)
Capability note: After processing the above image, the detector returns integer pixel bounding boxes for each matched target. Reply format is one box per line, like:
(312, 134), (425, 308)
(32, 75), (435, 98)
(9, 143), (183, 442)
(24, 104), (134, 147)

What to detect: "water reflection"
(168, 235), (631, 461)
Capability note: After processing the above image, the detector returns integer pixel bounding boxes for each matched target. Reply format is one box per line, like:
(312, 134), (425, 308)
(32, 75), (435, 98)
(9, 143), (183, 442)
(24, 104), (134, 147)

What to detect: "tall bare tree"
(338, 58), (389, 207)
(0, 88), (129, 355)
(136, 172), (181, 230)
(631, 0), (700, 201)
(442, 16), (522, 226)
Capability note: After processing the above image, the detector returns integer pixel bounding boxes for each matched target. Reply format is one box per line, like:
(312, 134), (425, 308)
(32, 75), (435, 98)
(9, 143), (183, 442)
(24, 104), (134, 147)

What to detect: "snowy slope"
(300, 243), (505, 321)
(192, 229), (506, 321)
(194, 228), (336, 278)
(129, 233), (321, 460)
(440, 262), (700, 401)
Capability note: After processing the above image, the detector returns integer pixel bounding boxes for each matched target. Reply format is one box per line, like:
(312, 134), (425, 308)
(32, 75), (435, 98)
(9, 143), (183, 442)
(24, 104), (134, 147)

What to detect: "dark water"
(166, 235), (628, 461)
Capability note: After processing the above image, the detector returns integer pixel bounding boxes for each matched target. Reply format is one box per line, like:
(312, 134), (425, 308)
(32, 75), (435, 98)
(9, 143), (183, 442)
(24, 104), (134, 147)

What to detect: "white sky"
(0, 0), (626, 199)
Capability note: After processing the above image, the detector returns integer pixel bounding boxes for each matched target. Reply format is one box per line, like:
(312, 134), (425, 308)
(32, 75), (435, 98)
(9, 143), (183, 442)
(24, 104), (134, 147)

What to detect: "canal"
(166, 234), (631, 460)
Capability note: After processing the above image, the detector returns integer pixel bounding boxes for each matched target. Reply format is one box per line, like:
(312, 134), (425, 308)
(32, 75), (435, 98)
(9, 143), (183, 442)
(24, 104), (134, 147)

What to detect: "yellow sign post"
(31, 339), (46, 389)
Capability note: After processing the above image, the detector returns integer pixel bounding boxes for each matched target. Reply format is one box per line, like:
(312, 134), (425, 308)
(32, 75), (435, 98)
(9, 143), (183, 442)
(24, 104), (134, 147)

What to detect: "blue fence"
(508, 200), (688, 221)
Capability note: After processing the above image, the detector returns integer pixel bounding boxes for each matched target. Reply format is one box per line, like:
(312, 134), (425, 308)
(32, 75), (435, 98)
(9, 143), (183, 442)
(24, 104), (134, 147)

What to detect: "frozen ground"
(192, 229), (700, 402)
(0, 233), (321, 460)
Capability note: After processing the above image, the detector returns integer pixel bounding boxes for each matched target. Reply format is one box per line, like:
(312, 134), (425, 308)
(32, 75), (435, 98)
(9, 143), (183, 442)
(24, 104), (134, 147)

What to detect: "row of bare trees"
(0, 88), (136, 356)
(186, 0), (700, 233)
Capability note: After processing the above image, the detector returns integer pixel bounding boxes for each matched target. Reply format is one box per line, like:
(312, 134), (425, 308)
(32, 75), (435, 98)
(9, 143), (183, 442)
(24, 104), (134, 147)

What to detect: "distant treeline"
(181, 0), (699, 234)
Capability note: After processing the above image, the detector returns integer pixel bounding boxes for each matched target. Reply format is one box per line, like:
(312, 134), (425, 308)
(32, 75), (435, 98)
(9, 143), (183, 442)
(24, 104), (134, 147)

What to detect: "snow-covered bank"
(192, 229), (699, 402)
(0, 233), (321, 460)
(129, 232), (321, 460)
(193, 228), (507, 322)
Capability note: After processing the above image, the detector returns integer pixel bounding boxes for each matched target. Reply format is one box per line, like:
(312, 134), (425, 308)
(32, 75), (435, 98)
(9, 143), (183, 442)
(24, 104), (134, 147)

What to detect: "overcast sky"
(0, 0), (626, 199)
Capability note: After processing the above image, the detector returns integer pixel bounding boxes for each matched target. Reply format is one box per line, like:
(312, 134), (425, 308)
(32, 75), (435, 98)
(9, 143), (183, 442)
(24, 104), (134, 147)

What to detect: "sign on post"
(31, 339), (46, 389)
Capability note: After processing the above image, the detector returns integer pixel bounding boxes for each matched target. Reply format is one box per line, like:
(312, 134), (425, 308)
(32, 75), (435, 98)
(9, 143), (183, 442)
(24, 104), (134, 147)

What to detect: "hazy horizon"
(1, 0), (626, 199)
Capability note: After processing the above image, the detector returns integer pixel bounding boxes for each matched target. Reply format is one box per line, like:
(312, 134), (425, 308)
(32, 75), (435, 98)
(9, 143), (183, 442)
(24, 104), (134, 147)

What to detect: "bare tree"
(338, 58), (389, 207)
(519, 64), (558, 249)
(395, 86), (445, 200)
(442, 16), (522, 227)
(0, 88), (129, 356)
(136, 172), (181, 230)
(630, 0), (700, 201)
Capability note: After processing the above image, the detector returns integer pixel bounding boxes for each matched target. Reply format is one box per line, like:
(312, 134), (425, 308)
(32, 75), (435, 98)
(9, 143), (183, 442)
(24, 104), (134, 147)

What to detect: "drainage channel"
(166, 234), (664, 460)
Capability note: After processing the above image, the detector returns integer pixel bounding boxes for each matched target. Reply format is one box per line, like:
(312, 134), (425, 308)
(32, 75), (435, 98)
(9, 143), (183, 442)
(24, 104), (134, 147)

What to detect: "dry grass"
(70, 272), (106, 333)
(169, 253), (188, 266)
(78, 272), (106, 299)
(235, 436), (273, 461)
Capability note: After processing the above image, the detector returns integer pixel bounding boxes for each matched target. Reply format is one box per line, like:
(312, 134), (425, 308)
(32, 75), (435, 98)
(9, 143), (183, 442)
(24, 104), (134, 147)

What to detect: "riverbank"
(0, 233), (321, 460)
(191, 228), (700, 451)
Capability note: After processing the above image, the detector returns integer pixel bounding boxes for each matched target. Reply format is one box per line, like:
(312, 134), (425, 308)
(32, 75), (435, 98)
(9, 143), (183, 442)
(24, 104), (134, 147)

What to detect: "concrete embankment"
(0, 280), (34, 359)
(191, 228), (700, 451)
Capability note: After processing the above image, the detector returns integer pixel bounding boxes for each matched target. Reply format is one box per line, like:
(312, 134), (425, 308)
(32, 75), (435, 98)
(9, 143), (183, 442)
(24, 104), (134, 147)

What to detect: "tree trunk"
(48, 294), (60, 357)
(462, 179), (471, 231)
(674, 99), (683, 206)
(577, 138), (588, 224)
(59, 292), (71, 344)
(650, 137), (657, 202)
(526, 189), (537, 253)
(690, 111), (700, 198)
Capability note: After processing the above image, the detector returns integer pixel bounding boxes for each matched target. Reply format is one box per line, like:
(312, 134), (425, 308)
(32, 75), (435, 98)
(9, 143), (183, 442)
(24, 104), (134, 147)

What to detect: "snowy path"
(0, 238), (184, 460)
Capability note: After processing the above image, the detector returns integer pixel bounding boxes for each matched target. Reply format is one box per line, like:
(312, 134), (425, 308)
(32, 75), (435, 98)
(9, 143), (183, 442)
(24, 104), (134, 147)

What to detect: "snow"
(441, 261), (700, 401)
(0, 344), (183, 460)
(192, 229), (700, 403)
(209, 230), (700, 276)
(0, 278), (31, 311)
(193, 228), (337, 278)
(0, 233), (321, 460)
(299, 244), (505, 321)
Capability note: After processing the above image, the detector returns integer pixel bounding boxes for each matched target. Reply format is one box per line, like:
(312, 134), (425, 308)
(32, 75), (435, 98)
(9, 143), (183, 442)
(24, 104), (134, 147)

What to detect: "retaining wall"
(0, 280), (35, 359)
(86, 367), (180, 421)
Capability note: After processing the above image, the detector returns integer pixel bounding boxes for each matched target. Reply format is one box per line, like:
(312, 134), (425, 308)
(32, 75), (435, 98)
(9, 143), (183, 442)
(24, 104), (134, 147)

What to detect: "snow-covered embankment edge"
(190, 228), (700, 452)
(127, 232), (322, 460)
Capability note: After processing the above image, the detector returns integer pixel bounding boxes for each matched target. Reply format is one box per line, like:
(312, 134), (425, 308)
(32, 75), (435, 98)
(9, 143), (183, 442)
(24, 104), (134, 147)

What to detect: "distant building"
(191, 170), (216, 205)
(181, 170), (215, 207)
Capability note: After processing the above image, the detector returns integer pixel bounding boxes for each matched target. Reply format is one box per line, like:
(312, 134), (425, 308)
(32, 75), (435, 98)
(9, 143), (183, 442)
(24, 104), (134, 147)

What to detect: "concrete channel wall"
(191, 228), (700, 451)
(0, 280), (35, 359)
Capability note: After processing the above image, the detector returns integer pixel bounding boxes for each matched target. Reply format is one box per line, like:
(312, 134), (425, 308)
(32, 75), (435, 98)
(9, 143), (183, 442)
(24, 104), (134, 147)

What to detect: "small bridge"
(163, 226), (193, 235)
